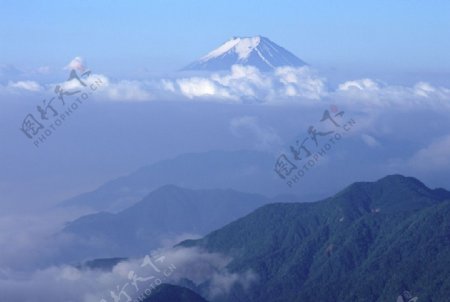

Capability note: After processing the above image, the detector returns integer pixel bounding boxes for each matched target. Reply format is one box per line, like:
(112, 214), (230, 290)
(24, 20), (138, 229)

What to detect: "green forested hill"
(180, 175), (450, 302)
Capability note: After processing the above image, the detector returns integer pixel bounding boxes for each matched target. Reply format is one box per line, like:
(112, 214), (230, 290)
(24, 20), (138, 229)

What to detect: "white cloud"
(413, 81), (450, 99)
(275, 66), (327, 99)
(54, 72), (108, 92)
(176, 77), (232, 100)
(7, 80), (42, 92)
(161, 247), (257, 301)
(338, 78), (381, 92)
(361, 134), (380, 147)
(0, 206), (255, 302)
(162, 65), (326, 102)
(230, 116), (282, 150)
(161, 79), (176, 92)
(212, 65), (273, 99)
(408, 135), (450, 171)
(3, 62), (450, 107)
(53, 56), (153, 101)
(101, 80), (153, 101)
(66, 57), (86, 72)
(336, 78), (450, 108)
(0, 245), (256, 302)
(52, 73), (153, 102)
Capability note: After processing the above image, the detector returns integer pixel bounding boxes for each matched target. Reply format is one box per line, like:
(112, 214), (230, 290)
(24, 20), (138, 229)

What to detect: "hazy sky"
(0, 0), (449, 224)
(1, 0), (450, 76)
(1, 0), (450, 213)
(0, 3), (450, 300)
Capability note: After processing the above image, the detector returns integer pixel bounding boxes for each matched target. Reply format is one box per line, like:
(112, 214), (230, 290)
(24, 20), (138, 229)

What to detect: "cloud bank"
(2, 57), (450, 109)
(0, 246), (256, 302)
(163, 65), (326, 102)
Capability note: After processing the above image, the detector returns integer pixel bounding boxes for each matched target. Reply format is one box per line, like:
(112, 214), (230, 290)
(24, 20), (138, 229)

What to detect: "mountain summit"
(182, 36), (306, 71)
(180, 175), (450, 301)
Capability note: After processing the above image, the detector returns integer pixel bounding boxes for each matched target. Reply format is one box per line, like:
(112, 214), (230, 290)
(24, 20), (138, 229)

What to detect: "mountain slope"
(180, 175), (450, 302)
(61, 185), (293, 261)
(182, 36), (306, 71)
(144, 284), (209, 302)
(60, 150), (279, 213)
(76, 257), (127, 271)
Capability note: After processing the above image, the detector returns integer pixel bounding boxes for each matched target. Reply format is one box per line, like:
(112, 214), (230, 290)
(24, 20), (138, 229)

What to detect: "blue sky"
(1, 0), (450, 76)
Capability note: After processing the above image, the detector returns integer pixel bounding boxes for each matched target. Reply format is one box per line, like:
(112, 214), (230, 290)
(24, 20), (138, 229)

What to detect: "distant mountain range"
(62, 185), (299, 261)
(182, 36), (306, 71)
(178, 175), (450, 301)
(60, 150), (286, 213)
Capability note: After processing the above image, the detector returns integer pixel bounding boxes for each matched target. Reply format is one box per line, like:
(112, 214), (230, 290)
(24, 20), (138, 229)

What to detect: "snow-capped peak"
(201, 36), (262, 61)
(182, 36), (306, 72)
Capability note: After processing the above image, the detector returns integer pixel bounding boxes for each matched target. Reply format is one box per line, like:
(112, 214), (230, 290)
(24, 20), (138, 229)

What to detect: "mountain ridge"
(178, 174), (450, 301)
(61, 185), (298, 262)
(182, 36), (306, 71)
(60, 150), (279, 213)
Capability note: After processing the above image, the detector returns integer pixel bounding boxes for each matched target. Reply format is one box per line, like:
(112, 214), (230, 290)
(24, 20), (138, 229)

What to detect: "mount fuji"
(182, 36), (307, 71)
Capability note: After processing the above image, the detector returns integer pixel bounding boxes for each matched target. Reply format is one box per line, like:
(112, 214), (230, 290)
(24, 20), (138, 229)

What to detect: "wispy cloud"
(408, 135), (450, 172)
(0, 244), (255, 302)
(230, 116), (282, 150)
(7, 80), (42, 92)
(361, 133), (380, 147)
(98, 79), (153, 102)
(335, 78), (450, 108)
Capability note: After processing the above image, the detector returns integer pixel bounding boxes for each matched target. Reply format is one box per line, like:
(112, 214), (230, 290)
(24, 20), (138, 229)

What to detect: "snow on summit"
(201, 36), (260, 61)
(182, 36), (306, 71)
